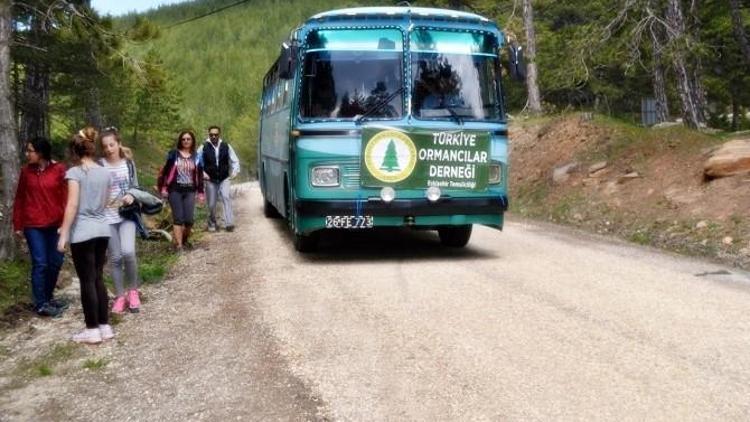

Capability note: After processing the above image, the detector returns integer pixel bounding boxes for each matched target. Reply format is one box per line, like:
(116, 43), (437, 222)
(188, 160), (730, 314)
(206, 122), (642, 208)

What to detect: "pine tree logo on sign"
(364, 130), (417, 183)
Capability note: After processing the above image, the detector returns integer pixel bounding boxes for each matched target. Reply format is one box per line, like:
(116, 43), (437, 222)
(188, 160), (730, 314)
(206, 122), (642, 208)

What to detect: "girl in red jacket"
(13, 137), (68, 317)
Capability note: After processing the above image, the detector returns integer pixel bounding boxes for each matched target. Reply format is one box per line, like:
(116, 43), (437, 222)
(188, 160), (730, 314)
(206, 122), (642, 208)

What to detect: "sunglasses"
(208, 133), (220, 137)
(181, 137), (193, 141)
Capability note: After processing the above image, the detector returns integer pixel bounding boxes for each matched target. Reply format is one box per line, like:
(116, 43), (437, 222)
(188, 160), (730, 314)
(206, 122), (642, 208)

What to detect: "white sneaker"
(72, 328), (102, 344)
(99, 324), (115, 340)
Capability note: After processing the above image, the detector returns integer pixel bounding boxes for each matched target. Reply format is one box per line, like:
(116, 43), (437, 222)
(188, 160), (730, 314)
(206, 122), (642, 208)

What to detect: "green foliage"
(16, 343), (77, 378)
(0, 260), (31, 315)
(82, 358), (108, 370)
(127, 49), (184, 149)
(10, 1), (185, 162)
(138, 240), (179, 284)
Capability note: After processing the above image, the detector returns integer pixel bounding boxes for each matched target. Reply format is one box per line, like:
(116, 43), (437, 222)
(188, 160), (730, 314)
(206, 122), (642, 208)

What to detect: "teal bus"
(258, 7), (524, 252)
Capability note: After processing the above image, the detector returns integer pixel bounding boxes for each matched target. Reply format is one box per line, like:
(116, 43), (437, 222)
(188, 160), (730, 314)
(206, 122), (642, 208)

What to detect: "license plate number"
(325, 215), (374, 229)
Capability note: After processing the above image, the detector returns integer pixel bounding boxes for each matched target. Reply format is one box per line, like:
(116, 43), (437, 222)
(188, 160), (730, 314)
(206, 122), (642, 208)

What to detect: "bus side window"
(277, 82), (283, 113)
(274, 84), (279, 113)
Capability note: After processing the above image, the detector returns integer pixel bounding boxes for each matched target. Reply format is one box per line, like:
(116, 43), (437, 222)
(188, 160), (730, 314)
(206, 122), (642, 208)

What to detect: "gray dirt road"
(2, 183), (750, 421)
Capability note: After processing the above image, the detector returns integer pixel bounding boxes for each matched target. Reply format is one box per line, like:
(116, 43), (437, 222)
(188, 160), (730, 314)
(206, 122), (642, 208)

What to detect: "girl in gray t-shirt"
(58, 127), (115, 345)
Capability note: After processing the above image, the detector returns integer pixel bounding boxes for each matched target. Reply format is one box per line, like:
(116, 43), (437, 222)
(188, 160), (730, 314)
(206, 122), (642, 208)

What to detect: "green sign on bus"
(360, 127), (491, 190)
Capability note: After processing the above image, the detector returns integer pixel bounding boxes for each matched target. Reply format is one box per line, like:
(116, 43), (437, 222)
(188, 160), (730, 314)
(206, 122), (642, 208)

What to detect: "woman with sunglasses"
(157, 130), (205, 251)
(12, 137), (68, 317)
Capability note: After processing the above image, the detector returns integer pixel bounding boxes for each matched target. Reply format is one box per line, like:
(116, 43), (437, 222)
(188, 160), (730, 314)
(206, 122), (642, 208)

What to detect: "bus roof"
(307, 7), (494, 26)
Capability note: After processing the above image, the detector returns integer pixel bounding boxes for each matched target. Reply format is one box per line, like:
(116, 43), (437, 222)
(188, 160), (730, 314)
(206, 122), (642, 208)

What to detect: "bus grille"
(341, 161), (361, 189)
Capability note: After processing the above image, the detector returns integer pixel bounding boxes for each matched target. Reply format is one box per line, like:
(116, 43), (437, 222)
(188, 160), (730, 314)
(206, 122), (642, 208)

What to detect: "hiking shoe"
(49, 297), (70, 310)
(111, 295), (127, 314)
(207, 225), (217, 232)
(225, 225), (235, 232)
(72, 328), (102, 344)
(127, 289), (141, 313)
(184, 241), (194, 250)
(36, 303), (63, 318)
(99, 324), (115, 340)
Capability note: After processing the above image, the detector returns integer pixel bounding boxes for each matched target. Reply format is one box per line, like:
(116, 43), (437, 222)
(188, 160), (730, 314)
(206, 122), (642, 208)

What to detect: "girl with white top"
(99, 127), (141, 314)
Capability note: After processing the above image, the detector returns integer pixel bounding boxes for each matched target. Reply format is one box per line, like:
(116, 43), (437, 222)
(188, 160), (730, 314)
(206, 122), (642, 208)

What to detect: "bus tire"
(438, 225), (472, 248)
(294, 231), (319, 253)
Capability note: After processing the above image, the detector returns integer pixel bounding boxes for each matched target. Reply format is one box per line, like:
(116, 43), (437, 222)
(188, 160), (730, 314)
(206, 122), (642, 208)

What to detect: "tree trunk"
(687, 0), (708, 124)
(729, 0), (750, 65)
(665, 0), (706, 129)
(731, 94), (739, 132)
(19, 12), (50, 144)
(648, 1), (669, 123)
(651, 58), (669, 123)
(20, 64), (49, 141)
(0, 0), (20, 260)
(523, 0), (542, 115)
(85, 87), (103, 129)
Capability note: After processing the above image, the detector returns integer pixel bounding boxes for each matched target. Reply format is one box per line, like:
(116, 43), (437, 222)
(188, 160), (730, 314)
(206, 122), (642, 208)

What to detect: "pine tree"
(380, 140), (400, 172)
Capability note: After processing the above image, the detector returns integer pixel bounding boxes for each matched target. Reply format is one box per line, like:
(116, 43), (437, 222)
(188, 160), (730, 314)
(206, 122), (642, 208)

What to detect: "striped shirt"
(102, 160), (131, 224)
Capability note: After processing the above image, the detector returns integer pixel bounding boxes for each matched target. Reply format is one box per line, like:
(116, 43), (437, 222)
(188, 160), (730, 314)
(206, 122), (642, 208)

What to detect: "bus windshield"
(411, 29), (502, 121)
(300, 29), (404, 120)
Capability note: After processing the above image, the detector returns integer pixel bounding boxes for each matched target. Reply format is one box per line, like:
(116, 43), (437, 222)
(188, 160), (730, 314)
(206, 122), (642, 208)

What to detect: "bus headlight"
(489, 163), (502, 184)
(425, 186), (441, 202)
(380, 187), (396, 203)
(311, 166), (340, 187)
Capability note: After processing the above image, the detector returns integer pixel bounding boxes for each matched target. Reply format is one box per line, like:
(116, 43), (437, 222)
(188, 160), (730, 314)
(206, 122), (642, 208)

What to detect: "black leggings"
(70, 237), (109, 328)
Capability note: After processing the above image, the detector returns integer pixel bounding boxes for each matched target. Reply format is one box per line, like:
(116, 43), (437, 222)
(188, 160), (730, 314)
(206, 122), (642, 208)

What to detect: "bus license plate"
(325, 215), (374, 229)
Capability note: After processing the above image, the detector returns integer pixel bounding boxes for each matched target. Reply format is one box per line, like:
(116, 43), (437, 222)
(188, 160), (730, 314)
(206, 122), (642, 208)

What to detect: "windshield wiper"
(354, 86), (404, 124)
(444, 106), (464, 125)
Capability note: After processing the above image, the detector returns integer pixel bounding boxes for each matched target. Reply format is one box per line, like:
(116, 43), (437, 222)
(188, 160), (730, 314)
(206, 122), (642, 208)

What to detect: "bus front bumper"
(296, 196), (508, 217)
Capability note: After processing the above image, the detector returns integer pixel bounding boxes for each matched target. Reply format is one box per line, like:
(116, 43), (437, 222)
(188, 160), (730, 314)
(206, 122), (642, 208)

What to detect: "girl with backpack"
(99, 127), (141, 314)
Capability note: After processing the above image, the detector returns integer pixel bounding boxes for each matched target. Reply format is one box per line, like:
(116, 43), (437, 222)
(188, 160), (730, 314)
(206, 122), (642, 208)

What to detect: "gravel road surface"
(1, 183), (749, 421)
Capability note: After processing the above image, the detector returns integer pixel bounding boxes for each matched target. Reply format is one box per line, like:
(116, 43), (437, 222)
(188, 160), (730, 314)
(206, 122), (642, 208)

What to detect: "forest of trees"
(0, 0), (181, 259)
(0, 0), (749, 260)
(427, 0), (750, 130)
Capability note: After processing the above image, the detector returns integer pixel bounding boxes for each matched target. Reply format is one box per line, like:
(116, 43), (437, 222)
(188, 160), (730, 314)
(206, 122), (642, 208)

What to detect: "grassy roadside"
(0, 236), (182, 322)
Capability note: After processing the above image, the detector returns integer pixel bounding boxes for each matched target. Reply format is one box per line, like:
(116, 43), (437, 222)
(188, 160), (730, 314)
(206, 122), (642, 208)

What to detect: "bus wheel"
(438, 225), (472, 248)
(294, 231), (319, 253)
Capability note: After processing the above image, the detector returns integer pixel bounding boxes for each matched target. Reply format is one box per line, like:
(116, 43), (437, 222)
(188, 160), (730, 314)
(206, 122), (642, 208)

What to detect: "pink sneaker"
(111, 296), (127, 314)
(127, 289), (141, 313)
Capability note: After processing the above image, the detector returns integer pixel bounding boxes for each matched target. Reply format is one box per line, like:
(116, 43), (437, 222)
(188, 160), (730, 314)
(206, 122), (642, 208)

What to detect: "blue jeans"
(24, 227), (64, 310)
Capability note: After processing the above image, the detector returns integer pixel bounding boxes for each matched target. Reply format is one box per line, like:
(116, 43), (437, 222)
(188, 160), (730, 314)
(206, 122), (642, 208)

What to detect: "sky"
(91, 0), (192, 16)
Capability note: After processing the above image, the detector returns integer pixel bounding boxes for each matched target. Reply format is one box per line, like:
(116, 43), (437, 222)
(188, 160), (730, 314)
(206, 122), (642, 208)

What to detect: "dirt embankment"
(509, 114), (750, 269)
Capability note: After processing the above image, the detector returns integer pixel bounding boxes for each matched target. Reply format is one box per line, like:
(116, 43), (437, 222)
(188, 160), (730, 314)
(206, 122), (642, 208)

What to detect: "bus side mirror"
(279, 41), (298, 80)
(508, 44), (526, 82)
